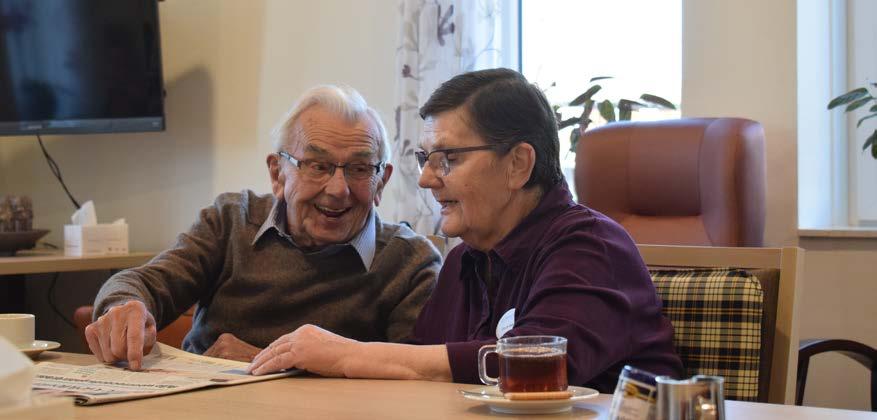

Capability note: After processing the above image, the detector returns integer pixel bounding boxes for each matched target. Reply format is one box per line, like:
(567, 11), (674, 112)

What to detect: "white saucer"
(19, 340), (61, 359)
(459, 385), (598, 414)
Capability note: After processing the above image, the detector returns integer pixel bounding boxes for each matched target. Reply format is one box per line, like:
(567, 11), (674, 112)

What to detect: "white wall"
(0, 0), (399, 252)
(684, 0), (877, 411)
(682, 0), (798, 247)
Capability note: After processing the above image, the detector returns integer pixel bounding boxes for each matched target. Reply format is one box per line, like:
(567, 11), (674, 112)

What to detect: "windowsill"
(798, 227), (877, 239)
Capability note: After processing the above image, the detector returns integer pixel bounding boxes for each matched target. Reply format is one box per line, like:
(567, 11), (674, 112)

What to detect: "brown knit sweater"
(93, 190), (440, 354)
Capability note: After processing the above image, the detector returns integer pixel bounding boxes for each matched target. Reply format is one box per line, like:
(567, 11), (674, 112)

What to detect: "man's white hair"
(271, 85), (391, 163)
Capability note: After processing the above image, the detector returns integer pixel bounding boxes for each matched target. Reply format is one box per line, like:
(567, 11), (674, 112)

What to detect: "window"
(798, 0), (877, 230)
(520, 0), (682, 194)
(847, 0), (877, 226)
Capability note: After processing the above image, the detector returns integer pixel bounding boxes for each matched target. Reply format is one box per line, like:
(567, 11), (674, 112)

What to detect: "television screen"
(0, 0), (165, 136)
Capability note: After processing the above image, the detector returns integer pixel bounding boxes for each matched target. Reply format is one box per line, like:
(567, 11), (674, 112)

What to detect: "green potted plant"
(827, 84), (877, 159)
(556, 76), (677, 152)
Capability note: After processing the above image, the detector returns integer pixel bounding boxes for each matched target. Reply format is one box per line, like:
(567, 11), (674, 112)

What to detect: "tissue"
(0, 337), (34, 407)
(64, 201), (129, 256)
(70, 200), (97, 226)
(0, 337), (72, 419)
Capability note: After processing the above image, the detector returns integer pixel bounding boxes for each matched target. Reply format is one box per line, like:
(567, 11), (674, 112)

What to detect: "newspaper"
(31, 343), (301, 405)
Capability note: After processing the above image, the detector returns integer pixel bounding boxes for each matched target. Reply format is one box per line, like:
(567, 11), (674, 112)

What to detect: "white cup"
(0, 313), (35, 349)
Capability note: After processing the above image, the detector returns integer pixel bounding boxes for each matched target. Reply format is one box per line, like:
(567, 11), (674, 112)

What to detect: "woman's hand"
(247, 324), (359, 376)
(203, 333), (261, 362)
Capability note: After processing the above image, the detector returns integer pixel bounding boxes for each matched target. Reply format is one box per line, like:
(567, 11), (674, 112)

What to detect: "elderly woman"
(248, 68), (683, 392)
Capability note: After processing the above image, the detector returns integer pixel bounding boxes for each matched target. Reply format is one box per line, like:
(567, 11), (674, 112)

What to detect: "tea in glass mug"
(478, 335), (568, 393)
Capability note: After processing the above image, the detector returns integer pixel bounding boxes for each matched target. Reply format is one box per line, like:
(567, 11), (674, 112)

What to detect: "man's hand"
(247, 324), (359, 376)
(203, 333), (261, 362)
(83, 300), (157, 371)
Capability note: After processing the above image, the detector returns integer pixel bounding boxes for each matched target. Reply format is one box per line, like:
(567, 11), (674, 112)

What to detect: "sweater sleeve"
(92, 194), (233, 328)
(383, 235), (441, 343)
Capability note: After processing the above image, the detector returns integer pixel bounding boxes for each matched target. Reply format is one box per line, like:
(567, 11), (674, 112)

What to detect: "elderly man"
(85, 85), (441, 370)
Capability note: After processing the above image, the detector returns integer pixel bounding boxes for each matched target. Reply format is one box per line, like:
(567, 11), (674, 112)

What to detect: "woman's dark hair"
(419, 68), (563, 191)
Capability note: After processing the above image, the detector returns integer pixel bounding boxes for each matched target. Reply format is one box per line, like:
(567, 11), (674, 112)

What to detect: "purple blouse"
(411, 182), (683, 392)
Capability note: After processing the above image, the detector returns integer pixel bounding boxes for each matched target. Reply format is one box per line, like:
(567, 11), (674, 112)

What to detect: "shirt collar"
(252, 199), (378, 270)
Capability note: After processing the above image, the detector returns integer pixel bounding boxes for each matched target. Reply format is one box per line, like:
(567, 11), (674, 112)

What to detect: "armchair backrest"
(576, 118), (766, 246)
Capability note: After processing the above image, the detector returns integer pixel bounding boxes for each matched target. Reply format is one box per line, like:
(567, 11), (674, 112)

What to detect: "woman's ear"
(507, 142), (536, 190)
(267, 153), (284, 199)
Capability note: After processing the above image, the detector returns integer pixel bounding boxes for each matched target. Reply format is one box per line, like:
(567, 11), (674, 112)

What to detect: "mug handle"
(477, 344), (498, 386)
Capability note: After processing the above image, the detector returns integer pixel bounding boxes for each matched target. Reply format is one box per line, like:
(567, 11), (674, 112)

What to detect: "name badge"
(496, 308), (515, 338)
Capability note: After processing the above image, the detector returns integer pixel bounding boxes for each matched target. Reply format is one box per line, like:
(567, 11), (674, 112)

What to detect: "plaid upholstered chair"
(637, 244), (803, 404)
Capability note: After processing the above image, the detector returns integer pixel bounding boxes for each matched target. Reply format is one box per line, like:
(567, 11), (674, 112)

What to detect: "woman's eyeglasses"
(414, 143), (516, 177)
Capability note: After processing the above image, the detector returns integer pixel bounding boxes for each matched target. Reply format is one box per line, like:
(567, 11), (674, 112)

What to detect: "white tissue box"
(64, 224), (129, 256)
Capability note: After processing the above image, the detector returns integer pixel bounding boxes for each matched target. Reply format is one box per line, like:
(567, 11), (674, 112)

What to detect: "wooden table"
(36, 352), (877, 420)
(0, 251), (155, 276)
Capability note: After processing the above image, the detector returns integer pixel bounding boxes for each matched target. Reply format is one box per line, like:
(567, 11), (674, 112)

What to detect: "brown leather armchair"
(575, 118), (766, 246)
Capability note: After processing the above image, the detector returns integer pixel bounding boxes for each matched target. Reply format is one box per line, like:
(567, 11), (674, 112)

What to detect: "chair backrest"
(576, 118), (766, 247)
(796, 338), (877, 411)
(638, 244), (803, 404)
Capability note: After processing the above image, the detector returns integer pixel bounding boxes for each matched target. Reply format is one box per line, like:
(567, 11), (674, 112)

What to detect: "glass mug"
(477, 335), (568, 393)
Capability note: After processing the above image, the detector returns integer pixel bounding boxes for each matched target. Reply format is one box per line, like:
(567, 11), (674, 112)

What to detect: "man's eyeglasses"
(277, 151), (383, 182)
(414, 142), (516, 177)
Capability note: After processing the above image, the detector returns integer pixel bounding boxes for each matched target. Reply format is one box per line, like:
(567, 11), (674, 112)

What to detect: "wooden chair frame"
(637, 244), (804, 404)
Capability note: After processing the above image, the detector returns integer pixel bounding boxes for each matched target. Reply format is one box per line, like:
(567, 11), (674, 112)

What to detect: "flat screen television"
(0, 0), (165, 136)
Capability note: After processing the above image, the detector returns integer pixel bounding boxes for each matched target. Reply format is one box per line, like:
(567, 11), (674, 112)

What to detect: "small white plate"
(459, 385), (599, 414)
(19, 340), (61, 359)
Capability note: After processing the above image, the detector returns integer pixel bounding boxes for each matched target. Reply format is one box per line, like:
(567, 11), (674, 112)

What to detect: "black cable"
(37, 134), (81, 209)
(48, 272), (78, 330)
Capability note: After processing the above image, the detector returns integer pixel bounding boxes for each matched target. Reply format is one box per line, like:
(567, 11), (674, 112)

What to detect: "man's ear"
(507, 142), (536, 190)
(373, 163), (393, 207)
(267, 153), (284, 199)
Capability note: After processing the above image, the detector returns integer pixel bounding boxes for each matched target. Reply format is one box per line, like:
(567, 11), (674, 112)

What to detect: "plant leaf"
(558, 117), (579, 129)
(598, 100), (616, 122)
(569, 128), (581, 153)
(582, 100), (595, 120)
(828, 87), (869, 109)
(640, 94), (676, 110)
(618, 99), (646, 109)
(570, 85), (602, 106)
(845, 96), (874, 112)
(864, 130), (877, 159)
(864, 129), (877, 151)
(589, 76), (612, 83)
(618, 99), (642, 121)
(856, 113), (877, 128)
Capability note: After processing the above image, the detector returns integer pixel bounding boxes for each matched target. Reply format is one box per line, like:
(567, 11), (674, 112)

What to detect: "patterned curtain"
(383, 0), (515, 237)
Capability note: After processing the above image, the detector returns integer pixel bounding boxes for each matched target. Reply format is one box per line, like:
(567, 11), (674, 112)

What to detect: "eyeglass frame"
(276, 151), (384, 182)
(414, 142), (518, 177)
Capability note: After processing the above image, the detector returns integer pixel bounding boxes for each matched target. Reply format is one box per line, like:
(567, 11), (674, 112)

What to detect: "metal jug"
(655, 375), (725, 420)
